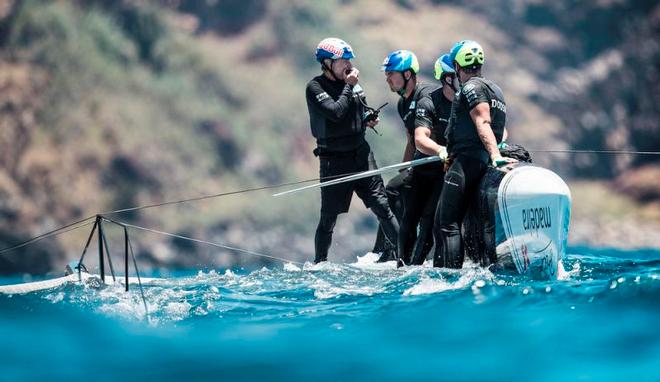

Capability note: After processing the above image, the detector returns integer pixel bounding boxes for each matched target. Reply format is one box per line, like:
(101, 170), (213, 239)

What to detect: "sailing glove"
(437, 146), (448, 162)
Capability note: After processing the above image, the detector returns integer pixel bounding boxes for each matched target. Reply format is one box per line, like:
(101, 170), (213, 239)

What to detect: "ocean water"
(1, 247), (659, 382)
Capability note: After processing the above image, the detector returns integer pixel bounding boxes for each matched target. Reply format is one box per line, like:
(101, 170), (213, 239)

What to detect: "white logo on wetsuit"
(465, 91), (478, 103)
(316, 92), (330, 102)
(402, 100), (417, 121)
(491, 99), (506, 112)
(462, 84), (478, 103)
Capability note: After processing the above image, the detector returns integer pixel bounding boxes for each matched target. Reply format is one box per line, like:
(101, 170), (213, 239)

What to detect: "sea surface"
(1, 247), (659, 381)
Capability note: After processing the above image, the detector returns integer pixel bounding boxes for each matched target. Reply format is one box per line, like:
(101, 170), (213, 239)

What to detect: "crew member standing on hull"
(306, 37), (399, 264)
(382, 50), (446, 266)
(405, 53), (458, 265)
(433, 40), (516, 269)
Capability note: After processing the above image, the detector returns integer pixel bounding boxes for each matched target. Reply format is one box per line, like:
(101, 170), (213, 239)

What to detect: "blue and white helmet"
(434, 53), (455, 80)
(315, 38), (355, 63)
(381, 50), (419, 73)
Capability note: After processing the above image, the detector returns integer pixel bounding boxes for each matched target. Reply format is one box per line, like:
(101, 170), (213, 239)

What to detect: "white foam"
(557, 260), (580, 280)
(404, 277), (457, 296)
(403, 268), (494, 296)
(304, 261), (343, 272)
(310, 277), (382, 299)
(163, 301), (192, 321)
(44, 292), (65, 303)
(355, 252), (380, 264)
(224, 269), (237, 278)
(314, 285), (381, 299)
(350, 252), (397, 270)
(283, 263), (301, 272)
(95, 284), (155, 321)
(238, 278), (263, 288)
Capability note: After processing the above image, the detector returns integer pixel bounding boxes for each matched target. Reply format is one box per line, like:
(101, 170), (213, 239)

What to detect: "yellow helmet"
(450, 40), (484, 69)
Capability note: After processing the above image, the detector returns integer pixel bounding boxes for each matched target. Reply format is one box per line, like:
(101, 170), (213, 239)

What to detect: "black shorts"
(319, 143), (388, 215)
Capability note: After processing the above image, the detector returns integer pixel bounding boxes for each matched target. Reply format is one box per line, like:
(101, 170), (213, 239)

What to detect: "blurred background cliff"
(0, 0), (658, 274)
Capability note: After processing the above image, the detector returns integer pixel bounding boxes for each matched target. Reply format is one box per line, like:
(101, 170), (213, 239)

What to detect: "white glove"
(437, 146), (448, 162)
(491, 155), (517, 168)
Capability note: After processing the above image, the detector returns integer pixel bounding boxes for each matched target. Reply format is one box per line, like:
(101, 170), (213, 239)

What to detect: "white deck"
(0, 272), (160, 295)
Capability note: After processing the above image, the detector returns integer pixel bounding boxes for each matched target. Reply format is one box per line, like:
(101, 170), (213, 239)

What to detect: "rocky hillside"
(0, 0), (657, 274)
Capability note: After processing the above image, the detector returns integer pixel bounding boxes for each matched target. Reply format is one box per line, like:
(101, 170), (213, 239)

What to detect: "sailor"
(382, 50), (448, 266)
(406, 53), (459, 265)
(306, 37), (399, 263)
(433, 40), (516, 268)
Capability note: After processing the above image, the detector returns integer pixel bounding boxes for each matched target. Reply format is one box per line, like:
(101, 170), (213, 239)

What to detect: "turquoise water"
(1, 247), (659, 381)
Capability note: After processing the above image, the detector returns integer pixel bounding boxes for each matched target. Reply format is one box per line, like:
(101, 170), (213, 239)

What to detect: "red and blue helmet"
(315, 38), (355, 63)
(381, 50), (419, 73)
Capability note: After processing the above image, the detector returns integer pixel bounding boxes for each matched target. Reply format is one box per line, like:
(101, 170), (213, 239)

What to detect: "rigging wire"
(103, 217), (304, 266)
(100, 171), (368, 216)
(0, 172), (358, 256)
(101, 178), (318, 215)
(126, 229), (150, 321)
(0, 219), (96, 255)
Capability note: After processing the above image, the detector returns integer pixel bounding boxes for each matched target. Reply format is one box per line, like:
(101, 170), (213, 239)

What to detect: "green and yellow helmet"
(449, 40), (484, 69)
(434, 54), (455, 80)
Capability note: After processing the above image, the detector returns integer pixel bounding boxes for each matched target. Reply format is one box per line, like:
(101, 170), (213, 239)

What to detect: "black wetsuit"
(372, 168), (411, 260)
(433, 76), (506, 268)
(397, 83), (449, 265)
(306, 75), (399, 263)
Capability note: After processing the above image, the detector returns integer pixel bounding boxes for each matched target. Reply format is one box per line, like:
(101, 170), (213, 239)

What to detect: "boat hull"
(464, 164), (571, 279)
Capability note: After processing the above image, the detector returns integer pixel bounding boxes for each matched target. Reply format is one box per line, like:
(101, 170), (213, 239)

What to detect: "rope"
(100, 173), (362, 216)
(0, 219), (96, 255)
(100, 228), (117, 282)
(126, 231), (150, 321)
(100, 179), (316, 215)
(0, 171), (368, 256)
(0, 173), (354, 256)
(100, 166), (399, 216)
(102, 217), (304, 266)
(76, 219), (98, 280)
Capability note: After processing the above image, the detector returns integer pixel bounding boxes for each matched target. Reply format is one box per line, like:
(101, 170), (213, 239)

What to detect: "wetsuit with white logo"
(434, 76), (506, 268)
(306, 75), (399, 263)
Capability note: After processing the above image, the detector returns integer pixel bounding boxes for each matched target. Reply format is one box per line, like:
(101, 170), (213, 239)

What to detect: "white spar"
(273, 156), (443, 197)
